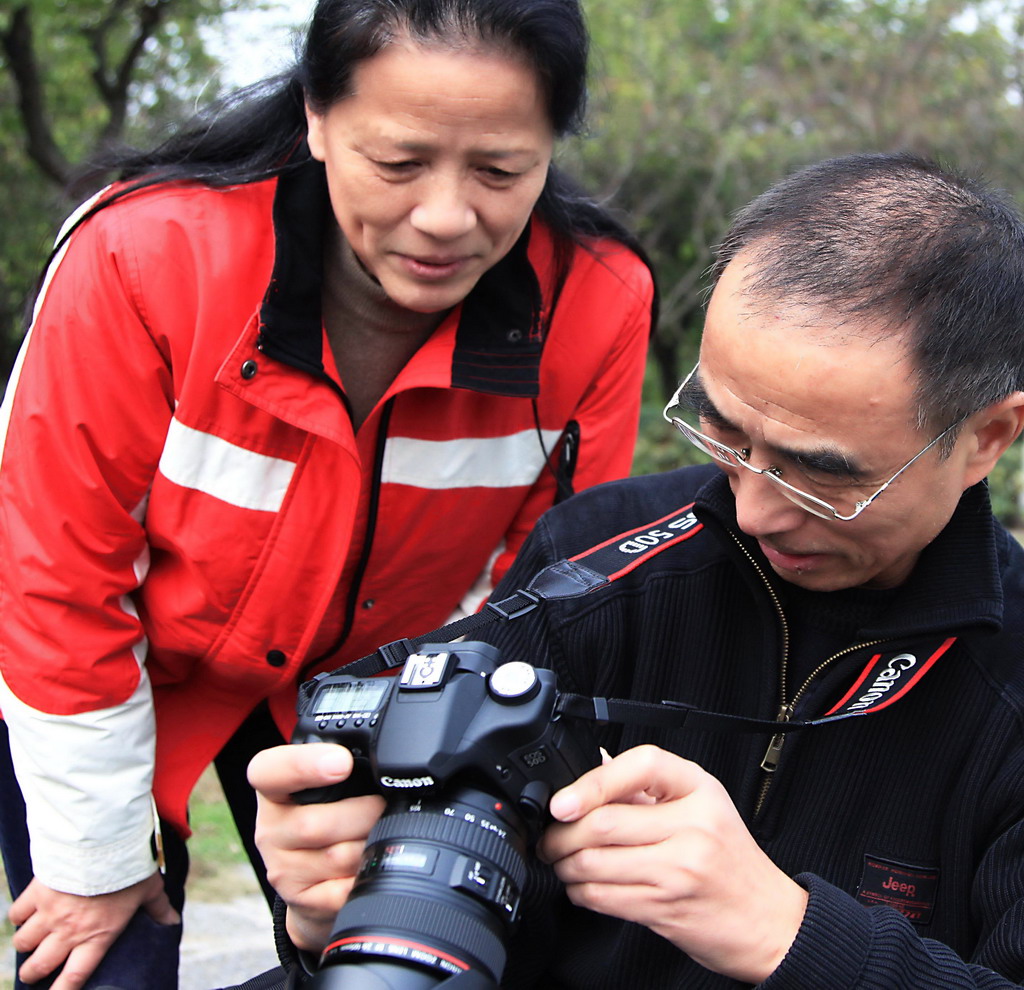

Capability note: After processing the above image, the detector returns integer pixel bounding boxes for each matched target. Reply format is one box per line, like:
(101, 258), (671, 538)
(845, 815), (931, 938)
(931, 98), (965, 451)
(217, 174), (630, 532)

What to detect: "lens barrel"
(310, 785), (528, 989)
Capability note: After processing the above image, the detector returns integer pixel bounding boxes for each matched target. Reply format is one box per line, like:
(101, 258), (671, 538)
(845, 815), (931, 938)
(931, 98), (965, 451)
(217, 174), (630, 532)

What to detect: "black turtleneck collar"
(693, 470), (1005, 640)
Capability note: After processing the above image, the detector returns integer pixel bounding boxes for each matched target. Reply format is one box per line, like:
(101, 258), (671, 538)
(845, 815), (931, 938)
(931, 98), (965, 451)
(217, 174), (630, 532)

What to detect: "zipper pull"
(760, 704), (794, 772)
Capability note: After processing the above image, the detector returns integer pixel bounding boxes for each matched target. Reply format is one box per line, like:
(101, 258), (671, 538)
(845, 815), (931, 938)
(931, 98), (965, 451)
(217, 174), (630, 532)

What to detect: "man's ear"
(961, 392), (1024, 488)
(305, 101), (326, 162)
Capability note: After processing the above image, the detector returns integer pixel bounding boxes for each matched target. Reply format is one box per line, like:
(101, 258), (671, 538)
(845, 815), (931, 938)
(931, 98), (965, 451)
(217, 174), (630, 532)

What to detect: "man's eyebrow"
(681, 370), (868, 480)
(678, 371), (725, 423)
(786, 446), (865, 480)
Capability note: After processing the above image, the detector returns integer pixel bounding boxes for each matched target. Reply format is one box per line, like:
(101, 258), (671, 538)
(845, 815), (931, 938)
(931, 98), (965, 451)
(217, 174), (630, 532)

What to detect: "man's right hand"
(9, 872), (179, 989)
(249, 742), (386, 953)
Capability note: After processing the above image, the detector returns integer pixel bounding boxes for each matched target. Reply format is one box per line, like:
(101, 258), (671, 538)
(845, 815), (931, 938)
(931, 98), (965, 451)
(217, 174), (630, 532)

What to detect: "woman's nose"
(409, 175), (477, 240)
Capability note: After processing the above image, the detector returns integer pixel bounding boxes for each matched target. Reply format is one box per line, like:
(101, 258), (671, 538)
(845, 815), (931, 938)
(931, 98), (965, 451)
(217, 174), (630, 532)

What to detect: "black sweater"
(483, 465), (1024, 989)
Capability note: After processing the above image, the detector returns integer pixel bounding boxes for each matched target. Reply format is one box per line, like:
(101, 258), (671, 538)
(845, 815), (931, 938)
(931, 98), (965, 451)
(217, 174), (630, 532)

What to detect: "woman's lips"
(398, 254), (471, 280)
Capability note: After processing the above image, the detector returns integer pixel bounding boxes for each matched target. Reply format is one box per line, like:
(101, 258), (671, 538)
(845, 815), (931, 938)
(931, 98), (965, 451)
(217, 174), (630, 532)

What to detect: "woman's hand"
(10, 872), (178, 989)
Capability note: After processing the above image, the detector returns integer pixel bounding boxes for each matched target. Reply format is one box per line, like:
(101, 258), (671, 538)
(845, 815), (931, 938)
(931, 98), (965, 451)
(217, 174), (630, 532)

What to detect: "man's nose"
(410, 175), (477, 240)
(729, 467), (808, 539)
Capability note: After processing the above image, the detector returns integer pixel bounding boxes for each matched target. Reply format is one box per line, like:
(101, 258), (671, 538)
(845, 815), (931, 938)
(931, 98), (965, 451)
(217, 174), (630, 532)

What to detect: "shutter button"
(241, 360), (258, 380)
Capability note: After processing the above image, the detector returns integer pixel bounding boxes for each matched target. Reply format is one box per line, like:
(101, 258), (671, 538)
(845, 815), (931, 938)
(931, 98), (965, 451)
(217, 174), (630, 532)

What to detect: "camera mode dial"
(488, 661), (540, 703)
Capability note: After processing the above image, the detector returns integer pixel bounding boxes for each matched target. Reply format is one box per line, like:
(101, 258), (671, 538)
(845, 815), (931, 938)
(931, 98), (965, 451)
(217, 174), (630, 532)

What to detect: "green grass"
(1, 861), (13, 990)
(1, 924), (11, 990)
(185, 767), (260, 902)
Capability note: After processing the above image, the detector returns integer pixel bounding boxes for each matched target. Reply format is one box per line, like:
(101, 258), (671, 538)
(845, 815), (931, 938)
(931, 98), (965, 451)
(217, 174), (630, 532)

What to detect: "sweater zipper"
(725, 533), (790, 813)
(725, 532), (892, 816)
(754, 636), (889, 814)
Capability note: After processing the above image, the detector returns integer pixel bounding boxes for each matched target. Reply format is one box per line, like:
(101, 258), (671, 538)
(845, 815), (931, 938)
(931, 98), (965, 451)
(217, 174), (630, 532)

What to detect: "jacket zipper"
(297, 398), (394, 682)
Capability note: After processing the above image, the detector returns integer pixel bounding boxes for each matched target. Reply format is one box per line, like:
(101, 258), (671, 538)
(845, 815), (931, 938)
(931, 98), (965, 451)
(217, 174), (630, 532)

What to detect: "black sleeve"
(761, 747), (1024, 990)
(760, 869), (1024, 990)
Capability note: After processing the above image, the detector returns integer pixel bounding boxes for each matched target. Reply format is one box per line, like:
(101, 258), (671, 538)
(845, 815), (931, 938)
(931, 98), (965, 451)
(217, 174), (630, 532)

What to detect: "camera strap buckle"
(376, 638), (417, 669)
(485, 589), (541, 621)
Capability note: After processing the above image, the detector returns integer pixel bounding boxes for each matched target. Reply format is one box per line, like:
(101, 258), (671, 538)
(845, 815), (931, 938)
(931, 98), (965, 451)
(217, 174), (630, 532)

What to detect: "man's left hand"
(536, 744), (808, 984)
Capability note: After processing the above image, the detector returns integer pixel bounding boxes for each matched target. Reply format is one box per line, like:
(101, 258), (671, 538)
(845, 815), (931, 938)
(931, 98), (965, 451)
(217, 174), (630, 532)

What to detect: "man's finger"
(257, 793), (385, 853)
(248, 743), (353, 802)
(541, 799), (682, 865)
(548, 745), (704, 822)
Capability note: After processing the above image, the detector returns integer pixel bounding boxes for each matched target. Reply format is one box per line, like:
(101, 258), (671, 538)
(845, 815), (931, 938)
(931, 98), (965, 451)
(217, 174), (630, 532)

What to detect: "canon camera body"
(292, 641), (600, 990)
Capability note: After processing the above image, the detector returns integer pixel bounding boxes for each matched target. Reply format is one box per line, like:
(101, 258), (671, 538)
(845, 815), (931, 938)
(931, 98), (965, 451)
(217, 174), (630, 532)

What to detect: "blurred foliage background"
(4, 0), (1024, 520)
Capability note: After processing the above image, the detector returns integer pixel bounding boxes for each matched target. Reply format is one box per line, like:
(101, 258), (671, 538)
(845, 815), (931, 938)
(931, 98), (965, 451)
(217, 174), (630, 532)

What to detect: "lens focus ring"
(368, 808), (527, 889)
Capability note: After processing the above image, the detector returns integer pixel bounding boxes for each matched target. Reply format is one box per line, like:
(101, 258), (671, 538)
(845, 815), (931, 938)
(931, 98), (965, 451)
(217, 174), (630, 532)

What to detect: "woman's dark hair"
(77, 0), (644, 255)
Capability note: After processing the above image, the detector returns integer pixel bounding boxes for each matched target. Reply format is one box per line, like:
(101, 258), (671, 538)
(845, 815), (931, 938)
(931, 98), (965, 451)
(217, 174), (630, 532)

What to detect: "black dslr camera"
(291, 641), (600, 990)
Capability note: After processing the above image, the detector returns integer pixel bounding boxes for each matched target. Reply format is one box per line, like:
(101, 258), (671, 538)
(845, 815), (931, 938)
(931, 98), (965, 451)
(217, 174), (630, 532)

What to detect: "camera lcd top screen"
(313, 680), (389, 717)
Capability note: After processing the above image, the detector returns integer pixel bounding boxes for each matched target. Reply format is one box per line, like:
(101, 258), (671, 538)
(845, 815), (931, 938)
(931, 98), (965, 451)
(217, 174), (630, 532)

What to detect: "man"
(249, 153), (1024, 987)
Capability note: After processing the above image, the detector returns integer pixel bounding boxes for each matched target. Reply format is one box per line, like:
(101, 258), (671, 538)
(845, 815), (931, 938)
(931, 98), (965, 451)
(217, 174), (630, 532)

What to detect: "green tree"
(571, 0), (1024, 509)
(6, 0), (1024, 516)
(0, 0), (255, 390)
(574, 0), (1024, 400)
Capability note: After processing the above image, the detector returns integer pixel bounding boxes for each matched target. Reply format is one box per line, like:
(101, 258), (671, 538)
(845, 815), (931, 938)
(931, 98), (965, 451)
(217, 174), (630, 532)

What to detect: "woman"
(0, 0), (655, 986)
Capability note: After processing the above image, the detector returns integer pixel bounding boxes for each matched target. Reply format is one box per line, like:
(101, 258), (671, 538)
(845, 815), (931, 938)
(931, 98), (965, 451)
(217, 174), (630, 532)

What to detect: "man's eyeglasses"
(661, 363), (964, 522)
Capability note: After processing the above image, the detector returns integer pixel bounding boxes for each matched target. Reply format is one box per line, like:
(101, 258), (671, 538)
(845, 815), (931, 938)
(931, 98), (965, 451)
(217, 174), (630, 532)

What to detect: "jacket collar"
(694, 471), (1004, 638)
(256, 155), (545, 398)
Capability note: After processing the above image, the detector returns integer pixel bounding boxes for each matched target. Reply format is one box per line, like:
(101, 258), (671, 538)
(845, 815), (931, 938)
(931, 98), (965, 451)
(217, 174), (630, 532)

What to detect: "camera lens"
(312, 785), (528, 989)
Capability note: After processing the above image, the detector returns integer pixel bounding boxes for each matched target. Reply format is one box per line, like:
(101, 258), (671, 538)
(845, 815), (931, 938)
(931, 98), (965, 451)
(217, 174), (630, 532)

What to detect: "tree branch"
(85, 0), (175, 146)
(0, 5), (72, 187)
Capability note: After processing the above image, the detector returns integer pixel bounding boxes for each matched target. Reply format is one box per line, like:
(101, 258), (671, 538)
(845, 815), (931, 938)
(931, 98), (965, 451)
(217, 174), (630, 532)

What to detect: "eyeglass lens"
(671, 419), (839, 519)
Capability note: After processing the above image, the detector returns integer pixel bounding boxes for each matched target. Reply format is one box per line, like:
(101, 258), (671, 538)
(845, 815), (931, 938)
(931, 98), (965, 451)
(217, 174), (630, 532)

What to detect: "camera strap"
(554, 634), (956, 736)
(327, 501), (954, 735)
(336, 503), (704, 679)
